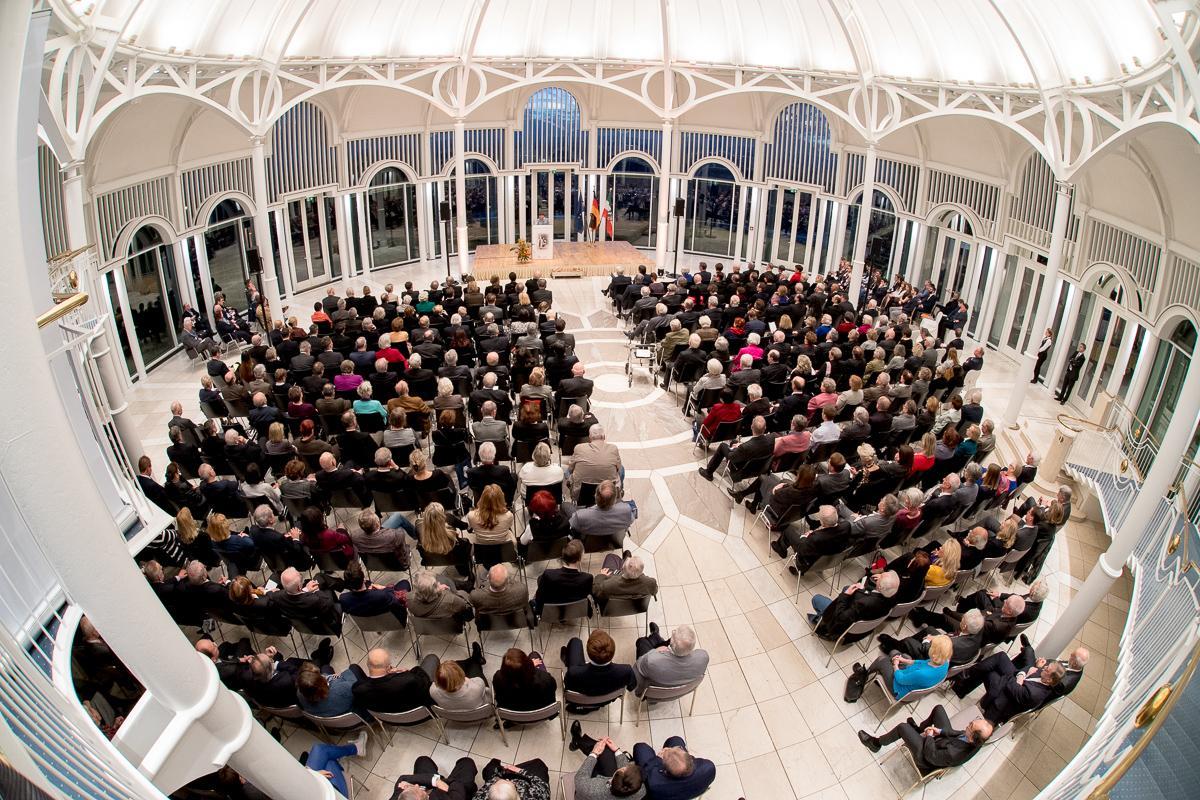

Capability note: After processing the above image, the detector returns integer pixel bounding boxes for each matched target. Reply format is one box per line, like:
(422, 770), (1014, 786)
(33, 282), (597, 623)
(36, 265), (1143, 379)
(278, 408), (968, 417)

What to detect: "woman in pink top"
(736, 332), (764, 363)
(806, 378), (839, 414)
(332, 360), (363, 392)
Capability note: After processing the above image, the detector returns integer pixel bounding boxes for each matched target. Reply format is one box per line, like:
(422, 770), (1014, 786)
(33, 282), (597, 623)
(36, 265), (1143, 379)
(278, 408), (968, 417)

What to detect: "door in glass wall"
(367, 168), (419, 269)
(105, 270), (135, 375)
(1019, 274), (1045, 353)
(204, 200), (253, 314)
(324, 196), (341, 278)
(1136, 320), (1196, 447)
(121, 225), (182, 371)
(775, 189), (795, 264)
(684, 162), (740, 257)
(791, 191), (813, 267)
(285, 195), (330, 290)
(761, 189), (777, 264)
(987, 254), (1017, 347)
(446, 159), (500, 254)
(1005, 266), (1036, 351)
(1077, 307), (1112, 400)
(843, 192), (897, 276)
(967, 247), (992, 338)
(606, 157), (657, 247)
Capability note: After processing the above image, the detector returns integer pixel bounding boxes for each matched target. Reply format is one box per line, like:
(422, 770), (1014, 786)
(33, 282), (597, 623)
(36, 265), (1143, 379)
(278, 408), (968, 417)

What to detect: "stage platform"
(471, 240), (648, 279)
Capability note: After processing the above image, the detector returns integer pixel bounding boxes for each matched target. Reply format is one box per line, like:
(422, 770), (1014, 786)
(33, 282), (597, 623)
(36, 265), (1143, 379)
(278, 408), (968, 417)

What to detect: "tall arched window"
(204, 198), (252, 309)
(684, 162), (742, 257)
(606, 156), (657, 247)
(115, 224), (183, 373)
(366, 167), (419, 269)
(440, 158), (498, 255)
(842, 191), (897, 275)
(1137, 319), (1196, 445)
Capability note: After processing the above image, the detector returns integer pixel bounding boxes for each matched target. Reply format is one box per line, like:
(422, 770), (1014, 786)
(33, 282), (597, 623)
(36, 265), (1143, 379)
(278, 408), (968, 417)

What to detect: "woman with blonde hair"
(911, 432), (937, 475)
(430, 653), (491, 710)
(416, 502), (472, 582)
(847, 634), (953, 704)
(408, 448), (452, 496)
(994, 515), (1020, 551)
(925, 538), (961, 587)
(467, 484), (515, 545)
(206, 512), (258, 575)
(263, 422), (295, 458)
(174, 507), (220, 568)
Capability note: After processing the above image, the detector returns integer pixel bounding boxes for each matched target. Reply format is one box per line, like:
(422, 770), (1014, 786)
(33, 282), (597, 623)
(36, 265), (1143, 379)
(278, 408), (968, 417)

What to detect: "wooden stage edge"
(471, 241), (650, 279)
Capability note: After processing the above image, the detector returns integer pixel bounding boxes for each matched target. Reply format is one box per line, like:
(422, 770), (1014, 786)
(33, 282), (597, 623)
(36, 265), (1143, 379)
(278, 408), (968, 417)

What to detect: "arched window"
(1137, 319), (1196, 444)
(365, 167), (419, 268)
(204, 198), (253, 312)
(112, 224), (182, 373)
(684, 162), (743, 257)
(440, 158), (498, 255)
(842, 190), (898, 276)
(606, 155), (657, 247)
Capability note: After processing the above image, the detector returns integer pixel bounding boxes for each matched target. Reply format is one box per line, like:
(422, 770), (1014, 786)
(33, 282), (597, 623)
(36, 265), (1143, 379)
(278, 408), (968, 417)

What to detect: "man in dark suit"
(771, 378), (810, 431)
(555, 362), (594, 403)
(198, 463), (246, 518)
(923, 474), (963, 520)
(265, 567), (341, 627)
(532, 539), (592, 614)
(772, 503), (851, 575)
(245, 505), (311, 570)
(955, 578), (1048, 624)
(604, 268), (633, 299)
(352, 647), (433, 713)
(561, 629), (636, 711)
(179, 561), (231, 616)
(975, 656), (1064, 724)
(223, 427), (265, 474)
(696, 414), (774, 486)
(247, 392), (281, 438)
(815, 452), (854, 495)
(857, 704), (992, 770)
(878, 608), (985, 666)
(167, 402), (200, 441)
(468, 374), (511, 420)
(953, 635), (1086, 702)
(631, 736), (716, 800)
(391, 755), (479, 800)
(530, 277), (553, 306)
(1055, 343), (1087, 403)
(910, 594), (1026, 648)
(336, 413), (380, 470)
(316, 337), (344, 371)
(136, 456), (174, 514)
(809, 570), (900, 642)
(244, 649), (308, 708)
(466, 444), (517, 503)
(314, 451), (369, 504)
(166, 427), (203, 475)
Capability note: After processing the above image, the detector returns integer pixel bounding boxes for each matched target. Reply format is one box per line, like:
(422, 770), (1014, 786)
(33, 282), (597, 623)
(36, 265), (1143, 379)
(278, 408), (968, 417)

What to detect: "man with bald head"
(468, 564), (532, 618)
(557, 361), (594, 403)
(857, 704), (992, 771)
(953, 634), (1089, 702)
(911, 592), (1026, 647)
(350, 647), (436, 714)
(265, 566), (340, 627)
(313, 449), (368, 503)
(631, 735), (716, 800)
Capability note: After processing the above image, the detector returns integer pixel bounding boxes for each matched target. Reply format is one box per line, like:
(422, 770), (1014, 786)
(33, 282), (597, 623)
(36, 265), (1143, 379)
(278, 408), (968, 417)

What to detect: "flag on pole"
(601, 200), (613, 238)
(589, 195), (601, 232)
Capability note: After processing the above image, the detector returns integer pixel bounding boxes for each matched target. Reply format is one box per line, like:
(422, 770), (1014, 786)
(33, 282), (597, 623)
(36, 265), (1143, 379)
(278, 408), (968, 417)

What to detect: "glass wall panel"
(606, 157), (656, 248)
(1020, 274), (1045, 352)
(123, 226), (180, 368)
(367, 168), (418, 268)
(685, 162), (740, 258)
(793, 191), (813, 267)
(761, 189), (777, 264)
(445, 159), (500, 254)
(987, 254), (1017, 347)
(324, 196), (341, 278)
(287, 199), (309, 284)
(777, 189), (795, 262)
(105, 271), (135, 374)
(1007, 267), (1035, 349)
(304, 196), (324, 276)
(204, 199), (248, 304)
(1079, 307), (1112, 397)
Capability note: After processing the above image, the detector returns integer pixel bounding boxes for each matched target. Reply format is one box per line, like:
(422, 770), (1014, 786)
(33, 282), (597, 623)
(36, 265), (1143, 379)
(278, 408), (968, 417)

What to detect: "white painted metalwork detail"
(93, 176), (175, 258)
(345, 132), (423, 186)
(36, 144), (69, 259)
(179, 157), (253, 227)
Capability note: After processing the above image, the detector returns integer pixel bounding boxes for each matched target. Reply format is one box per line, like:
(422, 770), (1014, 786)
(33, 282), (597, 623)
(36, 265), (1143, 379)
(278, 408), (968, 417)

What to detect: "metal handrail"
(1086, 641), (1200, 799)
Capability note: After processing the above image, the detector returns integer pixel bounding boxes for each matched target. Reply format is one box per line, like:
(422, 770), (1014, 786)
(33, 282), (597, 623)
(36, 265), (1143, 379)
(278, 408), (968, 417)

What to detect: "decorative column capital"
(1055, 179), (1074, 197)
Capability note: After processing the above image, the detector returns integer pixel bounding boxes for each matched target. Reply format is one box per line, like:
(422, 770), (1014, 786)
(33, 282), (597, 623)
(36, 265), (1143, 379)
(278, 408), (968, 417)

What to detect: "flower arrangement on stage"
(511, 238), (532, 263)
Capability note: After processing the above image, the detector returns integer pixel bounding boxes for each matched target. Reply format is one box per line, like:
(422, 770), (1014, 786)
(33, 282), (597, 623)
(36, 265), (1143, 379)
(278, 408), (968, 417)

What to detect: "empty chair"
(347, 609), (407, 651)
(373, 706), (442, 747)
(409, 615), (469, 658)
(812, 612), (891, 668)
(536, 597), (591, 650)
(475, 608), (537, 651)
(596, 595), (654, 636)
(635, 675), (704, 726)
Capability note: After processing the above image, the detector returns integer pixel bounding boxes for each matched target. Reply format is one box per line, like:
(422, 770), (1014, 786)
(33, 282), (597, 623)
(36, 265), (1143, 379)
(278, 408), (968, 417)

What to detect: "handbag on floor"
(843, 664), (868, 702)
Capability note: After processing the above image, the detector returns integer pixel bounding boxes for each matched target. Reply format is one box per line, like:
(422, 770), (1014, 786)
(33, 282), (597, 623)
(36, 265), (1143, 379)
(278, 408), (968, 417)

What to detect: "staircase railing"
(1039, 430), (1200, 799)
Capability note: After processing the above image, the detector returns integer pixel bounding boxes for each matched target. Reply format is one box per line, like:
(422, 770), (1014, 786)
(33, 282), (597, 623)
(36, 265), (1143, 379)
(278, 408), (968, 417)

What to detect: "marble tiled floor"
(129, 257), (1131, 799)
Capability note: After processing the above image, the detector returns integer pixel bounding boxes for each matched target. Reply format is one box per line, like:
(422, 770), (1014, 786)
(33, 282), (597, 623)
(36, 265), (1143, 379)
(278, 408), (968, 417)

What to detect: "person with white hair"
(593, 552), (658, 600)
(878, 608), (986, 667)
(687, 358), (726, 410)
(954, 577), (1049, 624)
(470, 758), (552, 800)
(728, 353), (761, 387)
(808, 570), (901, 642)
(468, 564), (532, 617)
(631, 622), (709, 693)
(565, 424), (622, 496)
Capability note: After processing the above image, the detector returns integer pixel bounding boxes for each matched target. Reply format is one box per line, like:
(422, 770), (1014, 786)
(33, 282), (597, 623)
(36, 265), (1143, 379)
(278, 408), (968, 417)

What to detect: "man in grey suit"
(954, 463), (981, 509)
(181, 317), (218, 358)
(815, 452), (854, 494)
(632, 623), (709, 693)
(569, 480), (634, 542)
(470, 401), (509, 445)
(839, 493), (900, 542)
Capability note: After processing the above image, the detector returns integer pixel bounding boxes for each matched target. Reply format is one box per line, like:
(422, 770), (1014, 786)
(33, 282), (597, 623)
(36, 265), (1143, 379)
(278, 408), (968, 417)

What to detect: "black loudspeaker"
(674, 197), (685, 217)
(245, 247), (262, 275)
(440, 201), (452, 221)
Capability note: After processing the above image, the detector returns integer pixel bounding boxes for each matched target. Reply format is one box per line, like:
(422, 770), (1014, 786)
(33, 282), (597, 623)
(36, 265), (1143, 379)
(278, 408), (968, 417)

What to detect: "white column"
(748, 186), (766, 266)
(888, 219), (906, 279)
(1003, 181), (1073, 427)
(1038, 354), (1200, 656)
(1125, 328), (1156, 413)
(453, 120), (470, 273)
(654, 121), (674, 271)
(0, 6), (335, 796)
(516, 173), (527, 242)
(61, 163), (141, 461)
(849, 144), (878, 306)
(249, 137), (283, 326)
(192, 233), (217, 331)
(1106, 320), (1137, 398)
